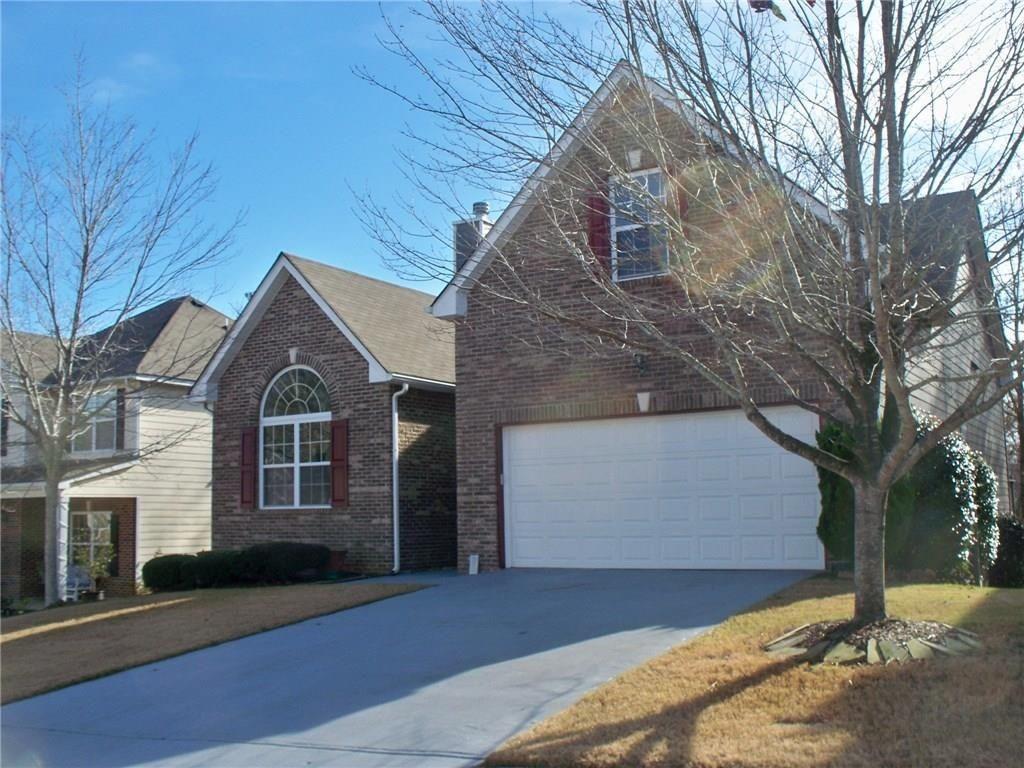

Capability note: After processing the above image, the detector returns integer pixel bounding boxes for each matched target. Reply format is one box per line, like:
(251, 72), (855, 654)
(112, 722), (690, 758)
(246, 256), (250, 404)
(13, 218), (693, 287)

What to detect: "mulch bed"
(764, 618), (982, 665)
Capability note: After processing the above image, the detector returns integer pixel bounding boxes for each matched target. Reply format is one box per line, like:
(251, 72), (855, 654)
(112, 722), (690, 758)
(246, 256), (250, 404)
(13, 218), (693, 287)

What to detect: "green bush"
(142, 554), (197, 591)
(193, 549), (243, 588)
(989, 517), (1024, 588)
(815, 414), (999, 580)
(973, 451), (1000, 574)
(235, 542), (330, 584)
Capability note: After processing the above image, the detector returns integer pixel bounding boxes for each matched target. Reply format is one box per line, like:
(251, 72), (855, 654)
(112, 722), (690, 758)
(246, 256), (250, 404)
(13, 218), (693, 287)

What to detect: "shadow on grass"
(489, 581), (1023, 768)
(813, 585), (1024, 768)
(489, 656), (804, 768)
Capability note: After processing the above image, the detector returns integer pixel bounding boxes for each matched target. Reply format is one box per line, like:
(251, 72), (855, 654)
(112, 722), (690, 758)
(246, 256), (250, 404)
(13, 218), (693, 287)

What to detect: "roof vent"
(472, 201), (490, 216)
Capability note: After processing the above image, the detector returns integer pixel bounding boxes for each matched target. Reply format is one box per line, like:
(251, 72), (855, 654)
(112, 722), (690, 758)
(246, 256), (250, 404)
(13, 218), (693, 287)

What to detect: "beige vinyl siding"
(72, 384), (212, 575)
(2, 392), (33, 466)
(908, 260), (1009, 511)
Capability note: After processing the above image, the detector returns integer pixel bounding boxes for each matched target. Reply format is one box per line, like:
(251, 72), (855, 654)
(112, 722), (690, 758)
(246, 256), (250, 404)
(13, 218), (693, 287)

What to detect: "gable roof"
(284, 254), (455, 384)
(885, 190), (985, 301)
(431, 60), (837, 319)
(2, 297), (230, 386)
(192, 253), (454, 400)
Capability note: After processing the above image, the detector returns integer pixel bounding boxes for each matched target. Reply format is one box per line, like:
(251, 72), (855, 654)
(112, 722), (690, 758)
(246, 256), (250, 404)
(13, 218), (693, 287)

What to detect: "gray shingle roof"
(283, 253), (455, 384)
(3, 297), (230, 385)
(882, 189), (985, 300)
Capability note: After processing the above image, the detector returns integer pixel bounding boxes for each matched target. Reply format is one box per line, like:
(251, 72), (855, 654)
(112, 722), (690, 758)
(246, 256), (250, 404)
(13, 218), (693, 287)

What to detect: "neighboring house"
(895, 191), (1009, 508)
(1, 298), (230, 599)
(431, 63), (1009, 573)
(191, 252), (456, 574)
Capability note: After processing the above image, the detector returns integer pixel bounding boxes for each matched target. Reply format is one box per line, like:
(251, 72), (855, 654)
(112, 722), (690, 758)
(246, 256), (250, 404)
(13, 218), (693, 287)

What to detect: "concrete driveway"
(2, 568), (808, 768)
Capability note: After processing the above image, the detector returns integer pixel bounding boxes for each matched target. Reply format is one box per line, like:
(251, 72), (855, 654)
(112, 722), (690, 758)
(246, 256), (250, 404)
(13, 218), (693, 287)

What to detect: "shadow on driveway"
(1, 568), (810, 768)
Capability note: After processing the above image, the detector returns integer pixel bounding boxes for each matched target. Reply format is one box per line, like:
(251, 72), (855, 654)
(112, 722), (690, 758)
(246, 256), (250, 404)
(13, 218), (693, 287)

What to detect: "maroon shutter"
(115, 388), (126, 451)
(587, 180), (611, 271)
(240, 427), (257, 508)
(330, 419), (349, 507)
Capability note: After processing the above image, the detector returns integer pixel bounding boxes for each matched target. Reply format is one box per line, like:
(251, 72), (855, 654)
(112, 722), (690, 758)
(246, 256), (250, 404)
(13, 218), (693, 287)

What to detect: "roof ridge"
(282, 252), (436, 302)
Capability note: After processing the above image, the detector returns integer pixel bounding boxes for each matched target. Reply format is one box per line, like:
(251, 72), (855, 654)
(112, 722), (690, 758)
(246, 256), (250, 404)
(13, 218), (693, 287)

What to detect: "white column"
(55, 486), (70, 602)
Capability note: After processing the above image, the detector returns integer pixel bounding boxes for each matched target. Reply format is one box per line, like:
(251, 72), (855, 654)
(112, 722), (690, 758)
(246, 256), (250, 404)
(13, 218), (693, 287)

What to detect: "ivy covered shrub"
(142, 554), (197, 592)
(972, 451), (1000, 576)
(989, 517), (1024, 588)
(815, 413), (1000, 581)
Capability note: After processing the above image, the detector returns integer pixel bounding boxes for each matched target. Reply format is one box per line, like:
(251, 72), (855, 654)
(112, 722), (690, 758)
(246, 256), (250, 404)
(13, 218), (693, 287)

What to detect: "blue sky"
(1, 1), (509, 316)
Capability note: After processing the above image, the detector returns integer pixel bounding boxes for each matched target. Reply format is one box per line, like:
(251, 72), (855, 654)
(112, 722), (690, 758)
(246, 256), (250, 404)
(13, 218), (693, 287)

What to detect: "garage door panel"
(661, 537), (695, 562)
(782, 493), (819, 520)
(784, 535), (821, 562)
(737, 454), (774, 481)
(698, 536), (735, 562)
(657, 497), (693, 521)
(504, 407), (825, 570)
(739, 495), (777, 521)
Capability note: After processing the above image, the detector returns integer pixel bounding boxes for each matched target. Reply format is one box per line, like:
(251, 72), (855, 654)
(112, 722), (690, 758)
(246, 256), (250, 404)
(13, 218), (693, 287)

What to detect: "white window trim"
(258, 365), (333, 510)
(70, 394), (118, 454)
(611, 167), (670, 283)
(70, 510), (113, 566)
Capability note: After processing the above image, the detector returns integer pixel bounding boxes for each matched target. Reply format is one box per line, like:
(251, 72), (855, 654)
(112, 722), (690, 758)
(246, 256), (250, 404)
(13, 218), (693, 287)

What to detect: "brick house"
(2, 297), (230, 600)
(192, 252), (456, 574)
(430, 63), (1008, 573)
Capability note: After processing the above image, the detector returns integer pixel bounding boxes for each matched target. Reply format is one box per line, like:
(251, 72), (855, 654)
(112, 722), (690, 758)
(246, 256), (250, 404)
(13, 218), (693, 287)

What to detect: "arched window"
(260, 366), (331, 508)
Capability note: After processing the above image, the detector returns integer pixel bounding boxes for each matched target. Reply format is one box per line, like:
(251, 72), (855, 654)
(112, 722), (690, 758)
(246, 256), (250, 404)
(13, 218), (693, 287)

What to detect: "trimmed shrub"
(989, 517), (1024, 588)
(193, 549), (243, 588)
(142, 554), (197, 591)
(235, 542), (330, 584)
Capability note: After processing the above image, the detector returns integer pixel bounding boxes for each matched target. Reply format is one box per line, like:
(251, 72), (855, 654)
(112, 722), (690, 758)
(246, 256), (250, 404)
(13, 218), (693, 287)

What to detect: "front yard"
(0, 580), (421, 704)
(489, 578), (1024, 768)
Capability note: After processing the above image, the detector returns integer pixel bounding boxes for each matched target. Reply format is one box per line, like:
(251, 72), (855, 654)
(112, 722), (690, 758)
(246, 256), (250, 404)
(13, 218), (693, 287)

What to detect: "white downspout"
(391, 382), (409, 574)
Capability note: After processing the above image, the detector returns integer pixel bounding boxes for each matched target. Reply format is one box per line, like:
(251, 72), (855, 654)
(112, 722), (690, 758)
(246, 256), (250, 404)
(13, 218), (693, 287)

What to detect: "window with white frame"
(70, 511), (114, 569)
(71, 393), (117, 453)
(611, 168), (669, 281)
(260, 366), (331, 508)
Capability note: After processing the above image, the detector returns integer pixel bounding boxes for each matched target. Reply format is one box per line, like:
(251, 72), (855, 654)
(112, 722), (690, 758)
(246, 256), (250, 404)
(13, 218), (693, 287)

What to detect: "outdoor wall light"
(636, 391), (652, 413)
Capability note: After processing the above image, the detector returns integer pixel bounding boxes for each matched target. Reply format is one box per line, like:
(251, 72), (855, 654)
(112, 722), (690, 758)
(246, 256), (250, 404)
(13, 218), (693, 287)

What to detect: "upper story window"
(611, 168), (669, 281)
(260, 366), (331, 509)
(72, 393), (118, 453)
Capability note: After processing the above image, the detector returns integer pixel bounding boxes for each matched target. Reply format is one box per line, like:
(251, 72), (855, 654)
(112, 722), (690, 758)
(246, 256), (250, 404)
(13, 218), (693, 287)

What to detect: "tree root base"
(763, 618), (982, 665)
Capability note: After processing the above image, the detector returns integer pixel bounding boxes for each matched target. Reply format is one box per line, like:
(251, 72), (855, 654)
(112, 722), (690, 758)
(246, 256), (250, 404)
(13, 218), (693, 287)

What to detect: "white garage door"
(503, 406), (824, 570)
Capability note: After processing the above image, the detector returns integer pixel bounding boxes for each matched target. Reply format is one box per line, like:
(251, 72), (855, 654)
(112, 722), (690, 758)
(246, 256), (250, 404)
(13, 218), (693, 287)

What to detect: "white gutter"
(391, 381), (410, 573)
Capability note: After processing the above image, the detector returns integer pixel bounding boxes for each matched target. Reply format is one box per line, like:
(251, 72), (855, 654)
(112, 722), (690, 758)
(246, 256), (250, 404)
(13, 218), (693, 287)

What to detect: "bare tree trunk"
(853, 482), (887, 623)
(43, 475), (68, 605)
(1016, 385), (1024, 519)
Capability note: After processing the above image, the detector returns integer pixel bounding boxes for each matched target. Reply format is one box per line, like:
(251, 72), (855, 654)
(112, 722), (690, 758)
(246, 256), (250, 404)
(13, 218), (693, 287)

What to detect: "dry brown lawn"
(489, 578), (1024, 768)
(0, 581), (421, 704)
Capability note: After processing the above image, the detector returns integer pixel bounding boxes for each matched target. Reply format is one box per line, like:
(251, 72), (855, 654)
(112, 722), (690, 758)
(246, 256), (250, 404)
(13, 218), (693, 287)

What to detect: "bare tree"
(991, 182), (1024, 518)
(1, 64), (238, 605)
(358, 0), (1024, 624)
